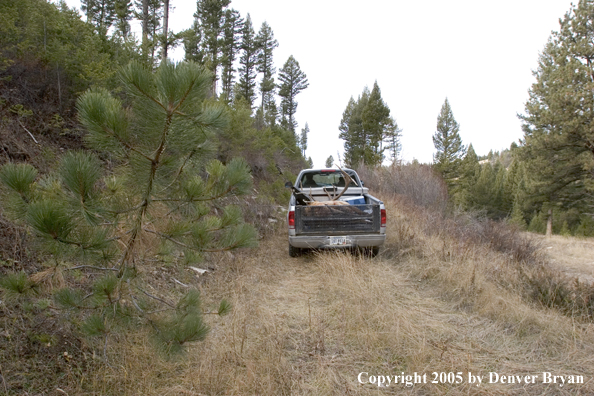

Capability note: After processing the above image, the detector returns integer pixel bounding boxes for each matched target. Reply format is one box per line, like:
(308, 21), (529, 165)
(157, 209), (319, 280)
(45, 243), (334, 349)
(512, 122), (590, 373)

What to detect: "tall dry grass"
(73, 194), (594, 395)
(21, 164), (594, 395)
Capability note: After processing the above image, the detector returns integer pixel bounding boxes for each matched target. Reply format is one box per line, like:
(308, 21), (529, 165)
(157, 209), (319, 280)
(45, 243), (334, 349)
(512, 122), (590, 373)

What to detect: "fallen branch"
(18, 119), (39, 145)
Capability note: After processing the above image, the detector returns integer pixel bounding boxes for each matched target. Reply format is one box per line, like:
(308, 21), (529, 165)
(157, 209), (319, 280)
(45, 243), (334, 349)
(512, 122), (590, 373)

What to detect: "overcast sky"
(65, 0), (574, 166)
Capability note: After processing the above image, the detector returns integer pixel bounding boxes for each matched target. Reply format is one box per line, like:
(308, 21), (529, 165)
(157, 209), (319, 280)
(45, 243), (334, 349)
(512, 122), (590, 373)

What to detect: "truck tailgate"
(295, 204), (380, 235)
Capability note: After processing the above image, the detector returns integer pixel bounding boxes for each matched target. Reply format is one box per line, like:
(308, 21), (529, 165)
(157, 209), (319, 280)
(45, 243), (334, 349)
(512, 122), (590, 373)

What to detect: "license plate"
(329, 237), (348, 246)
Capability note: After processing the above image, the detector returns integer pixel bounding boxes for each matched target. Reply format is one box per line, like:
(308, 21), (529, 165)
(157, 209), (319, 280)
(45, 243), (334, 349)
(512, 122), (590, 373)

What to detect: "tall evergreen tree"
(181, 20), (204, 63)
(360, 81), (392, 165)
(278, 55), (309, 133)
(300, 122), (309, 157)
(161, 0), (170, 60)
(114, 0), (133, 39)
(325, 155), (334, 168)
(134, 0), (163, 64)
(455, 143), (479, 208)
(433, 98), (465, 188)
(383, 117), (401, 164)
(255, 21), (279, 126)
(338, 82), (395, 167)
(138, 0), (150, 61)
(81, 0), (116, 38)
(519, 0), (594, 234)
(220, 9), (243, 103)
(339, 92), (367, 168)
(194, 0), (230, 94)
(236, 14), (258, 108)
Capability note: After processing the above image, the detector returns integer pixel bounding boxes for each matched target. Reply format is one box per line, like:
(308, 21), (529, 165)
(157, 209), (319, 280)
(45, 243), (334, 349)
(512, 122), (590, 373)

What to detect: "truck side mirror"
(284, 181), (293, 189)
(361, 180), (365, 186)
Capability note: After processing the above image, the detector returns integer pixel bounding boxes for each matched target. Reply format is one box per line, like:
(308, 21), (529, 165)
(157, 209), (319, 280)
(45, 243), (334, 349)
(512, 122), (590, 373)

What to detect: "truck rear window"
(299, 171), (359, 188)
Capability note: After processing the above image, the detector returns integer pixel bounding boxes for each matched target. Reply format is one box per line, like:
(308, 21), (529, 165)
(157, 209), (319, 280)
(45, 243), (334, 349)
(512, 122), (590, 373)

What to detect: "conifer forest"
(1, 0), (594, 394)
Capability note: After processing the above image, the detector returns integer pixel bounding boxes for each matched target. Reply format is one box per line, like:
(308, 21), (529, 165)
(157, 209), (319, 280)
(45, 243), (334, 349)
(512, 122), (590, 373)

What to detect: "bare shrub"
(521, 263), (594, 321)
(386, 192), (594, 322)
(439, 212), (542, 265)
(356, 163), (448, 211)
(234, 195), (285, 238)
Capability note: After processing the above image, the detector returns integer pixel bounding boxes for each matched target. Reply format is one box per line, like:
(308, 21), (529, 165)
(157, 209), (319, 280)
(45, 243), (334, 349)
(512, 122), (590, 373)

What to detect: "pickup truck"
(285, 168), (386, 257)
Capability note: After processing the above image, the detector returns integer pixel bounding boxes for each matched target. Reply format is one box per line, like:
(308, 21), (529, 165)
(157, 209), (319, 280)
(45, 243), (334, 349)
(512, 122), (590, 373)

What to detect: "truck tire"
(289, 243), (302, 257)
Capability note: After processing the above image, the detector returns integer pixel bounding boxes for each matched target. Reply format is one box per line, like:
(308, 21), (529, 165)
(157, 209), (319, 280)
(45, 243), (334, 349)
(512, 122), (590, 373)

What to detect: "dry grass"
(530, 234), (594, 284)
(62, 196), (594, 395)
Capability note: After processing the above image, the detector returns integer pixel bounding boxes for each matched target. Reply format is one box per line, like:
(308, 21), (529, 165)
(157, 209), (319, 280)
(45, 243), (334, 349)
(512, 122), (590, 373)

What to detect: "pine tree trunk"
(142, 0), (149, 62)
(546, 207), (553, 237)
(162, 0), (169, 61)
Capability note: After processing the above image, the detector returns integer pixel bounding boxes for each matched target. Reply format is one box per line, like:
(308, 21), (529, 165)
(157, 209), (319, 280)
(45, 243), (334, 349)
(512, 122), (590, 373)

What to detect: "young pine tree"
(453, 143), (479, 208)
(0, 61), (257, 355)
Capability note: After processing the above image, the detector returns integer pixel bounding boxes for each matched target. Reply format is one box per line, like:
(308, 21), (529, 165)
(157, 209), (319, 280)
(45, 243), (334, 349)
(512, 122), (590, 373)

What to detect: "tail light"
(288, 210), (295, 229)
(380, 209), (386, 227)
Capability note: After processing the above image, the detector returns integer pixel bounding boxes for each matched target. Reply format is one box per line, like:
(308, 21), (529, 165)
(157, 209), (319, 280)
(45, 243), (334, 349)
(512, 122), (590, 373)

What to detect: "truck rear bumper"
(289, 234), (385, 249)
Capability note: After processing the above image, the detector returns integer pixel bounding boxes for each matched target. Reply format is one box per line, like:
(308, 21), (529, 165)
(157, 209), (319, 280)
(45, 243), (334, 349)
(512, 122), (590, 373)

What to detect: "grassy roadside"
(75, 197), (594, 395)
(2, 197), (594, 394)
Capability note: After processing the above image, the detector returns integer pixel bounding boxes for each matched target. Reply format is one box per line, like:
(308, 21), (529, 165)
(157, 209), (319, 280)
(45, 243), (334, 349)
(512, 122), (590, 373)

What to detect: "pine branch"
(152, 184), (237, 203)
(136, 286), (175, 308)
(100, 124), (154, 163)
(65, 265), (119, 272)
(18, 119), (39, 145)
(142, 228), (192, 249)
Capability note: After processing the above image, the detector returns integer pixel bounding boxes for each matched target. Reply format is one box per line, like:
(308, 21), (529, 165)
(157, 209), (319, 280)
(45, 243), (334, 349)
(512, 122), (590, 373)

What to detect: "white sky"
(65, 0), (573, 166)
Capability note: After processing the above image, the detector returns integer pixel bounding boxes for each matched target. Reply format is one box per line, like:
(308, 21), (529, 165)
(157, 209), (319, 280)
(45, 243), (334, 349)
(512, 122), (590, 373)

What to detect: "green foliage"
(0, 61), (262, 355)
(299, 123), (309, 156)
(0, 0), (317, 363)
(59, 151), (102, 201)
(0, 272), (36, 299)
(325, 155), (334, 168)
(27, 200), (73, 241)
(217, 298), (231, 316)
(194, 0), (231, 84)
(236, 14), (258, 108)
(560, 221), (571, 237)
(53, 288), (84, 308)
(528, 211), (547, 234)
(339, 82), (399, 168)
(509, 200), (527, 230)
(278, 55), (309, 133)
(256, 21), (279, 126)
(81, 314), (108, 337)
(92, 274), (118, 304)
(575, 215), (594, 237)
(519, 1), (594, 220)
(220, 9), (243, 102)
(0, 0), (134, 98)
(154, 289), (210, 356)
(0, 162), (38, 201)
(218, 98), (305, 201)
(433, 98), (465, 189)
